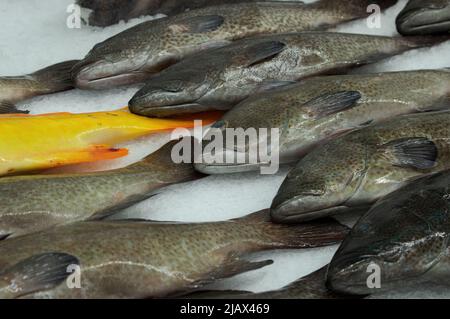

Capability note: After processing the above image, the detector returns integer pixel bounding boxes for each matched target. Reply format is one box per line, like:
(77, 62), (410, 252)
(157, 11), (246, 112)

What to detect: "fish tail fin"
(401, 35), (450, 48)
(0, 101), (29, 114)
(31, 60), (80, 92)
(236, 210), (349, 249)
(0, 253), (79, 299)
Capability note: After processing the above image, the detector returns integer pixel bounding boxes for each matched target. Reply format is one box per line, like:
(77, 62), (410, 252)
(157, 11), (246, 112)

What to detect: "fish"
(0, 210), (348, 298)
(0, 60), (79, 114)
(327, 170), (450, 295)
(270, 110), (450, 224)
(0, 139), (201, 239)
(181, 266), (350, 299)
(0, 109), (221, 176)
(77, 0), (267, 27)
(73, 0), (399, 90)
(195, 69), (450, 174)
(397, 0), (450, 35)
(128, 34), (450, 118)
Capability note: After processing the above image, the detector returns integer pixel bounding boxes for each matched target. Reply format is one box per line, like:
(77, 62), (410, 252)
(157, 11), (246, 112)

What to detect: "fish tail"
(31, 60), (80, 92)
(236, 210), (349, 249)
(0, 253), (79, 299)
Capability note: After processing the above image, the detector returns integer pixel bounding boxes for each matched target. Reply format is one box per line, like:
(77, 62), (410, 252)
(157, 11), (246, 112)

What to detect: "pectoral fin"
(0, 101), (29, 114)
(303, 91), (362, 119)
(170, 15), (224, 33)
(240, 41), (287, 67)
(382, 137), (438, 170)
(0, 253), (79, 298)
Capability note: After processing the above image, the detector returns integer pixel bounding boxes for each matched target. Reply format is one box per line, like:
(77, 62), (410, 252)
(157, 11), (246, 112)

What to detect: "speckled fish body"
(0, 211), (348, 298)
(128, 34), (446, 118)
(73, 0), (399, 89)
(271, 111), (450, 223)
(327, 170), (450, 295)
(78, 0), (267, 27)
(195, 69), (450, 174)
(0, 140), (200, 239)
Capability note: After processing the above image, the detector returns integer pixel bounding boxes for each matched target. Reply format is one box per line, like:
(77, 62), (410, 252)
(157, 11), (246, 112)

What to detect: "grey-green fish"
(0, 210), (348, 298)
(0, 139), (200, 239)
(129, 34), (448, 118)
(195, 69), (450, 174)
(271, 111), (450, 223)
(327, 170), (450, 295)
(0, 60), (79, 114)
(73, 0), (399, 90)
(397, 0), (450, 35)
(77, 0), (268, 27)
(182, 266), (350, 299)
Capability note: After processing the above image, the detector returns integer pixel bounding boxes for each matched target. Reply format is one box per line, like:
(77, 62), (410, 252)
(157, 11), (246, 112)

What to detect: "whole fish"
(327, 171), (450, 295)
(0, 109), (221, 176)
(128, 34), (448, 118)
(77, 0), (267, 27)
(271, 111), (450, 223)
(195, 70), (450, 174)
(73, 0), (399, 90)
(182, 266), (349, 299)
(0, 60), (79, 114)
(0, 139), (200, 239)
(397, 0), (450, 35)
(0, 210), (348, 298)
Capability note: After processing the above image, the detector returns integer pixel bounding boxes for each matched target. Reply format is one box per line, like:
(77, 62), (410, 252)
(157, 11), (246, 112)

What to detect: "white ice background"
(1, 0), (450, 298)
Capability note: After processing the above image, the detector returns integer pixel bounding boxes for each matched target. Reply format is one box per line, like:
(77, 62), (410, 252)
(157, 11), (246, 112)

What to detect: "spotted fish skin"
(327, 170), (450, 295)
(271, 111), (450, 224)
(0, 140), (200, 238)
(195, 69), (450, 174)
(73, 0), (399, 89)
(0, 211), (348, 298)
(129, 35), (446, 118)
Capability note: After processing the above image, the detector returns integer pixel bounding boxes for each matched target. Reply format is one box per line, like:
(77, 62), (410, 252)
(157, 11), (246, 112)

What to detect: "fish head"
(327, 174), (450, 295)
(194, 97), (282, 174)
(396, 0), (450, 35)
(129, 69), (212, 117)
(270, 136), (370, 223)
(73, 33), (160, 90)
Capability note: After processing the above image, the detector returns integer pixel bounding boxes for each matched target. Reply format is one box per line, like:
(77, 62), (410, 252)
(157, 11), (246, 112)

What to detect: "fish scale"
(271, 111), (450, 223)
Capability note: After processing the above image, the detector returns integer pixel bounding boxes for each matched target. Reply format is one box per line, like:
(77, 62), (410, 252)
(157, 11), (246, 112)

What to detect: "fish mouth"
(194, 161), (266, 174)
(194, 147), (271, 174)
(129, 101), (212, 118)
(327, 252), (377, 295)
(73, 60), (151, 90)
(397, 7), (450, 35)
(270, 199), (352, 224)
